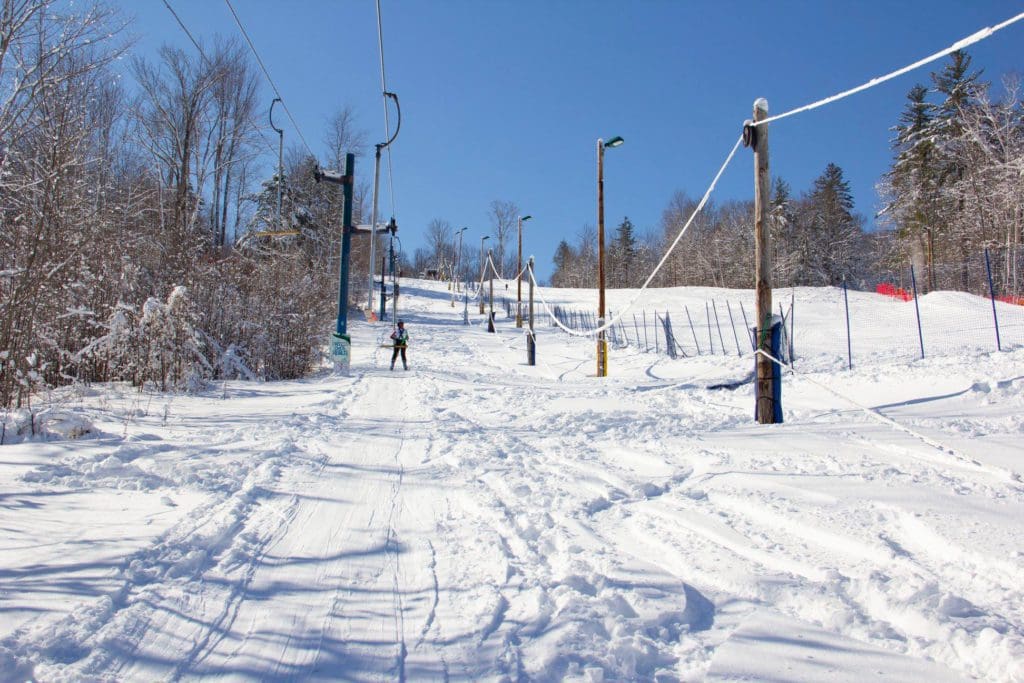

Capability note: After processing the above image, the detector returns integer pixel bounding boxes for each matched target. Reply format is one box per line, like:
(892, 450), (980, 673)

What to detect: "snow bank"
(2, 279), (1022, 681)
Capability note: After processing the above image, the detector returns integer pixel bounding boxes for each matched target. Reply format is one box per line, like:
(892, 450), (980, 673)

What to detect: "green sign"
(330, 332), (351, 370)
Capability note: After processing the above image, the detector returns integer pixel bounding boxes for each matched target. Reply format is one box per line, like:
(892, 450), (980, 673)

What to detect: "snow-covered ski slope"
(2, 278), (1022, 682)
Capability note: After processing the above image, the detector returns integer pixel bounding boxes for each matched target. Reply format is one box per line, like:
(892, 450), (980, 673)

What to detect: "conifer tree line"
(0, 2), (387, 408)
(551, 51), (1023, 298)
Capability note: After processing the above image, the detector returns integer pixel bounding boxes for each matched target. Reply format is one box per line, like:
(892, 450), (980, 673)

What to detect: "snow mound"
(1, 409), (96, 444)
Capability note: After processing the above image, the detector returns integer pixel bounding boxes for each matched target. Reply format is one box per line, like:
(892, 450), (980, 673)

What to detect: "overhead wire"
(161, 0), (206, 59)
(376, 0), (397, 219)
(161, 0), (281, 161)
(223, 0), (318, 160)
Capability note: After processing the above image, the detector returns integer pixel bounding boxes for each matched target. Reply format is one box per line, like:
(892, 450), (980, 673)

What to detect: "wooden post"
(516, 217), (524, 327)
(479, 237), (489, 314)
(752, 98), (776, 424)
(527, 256), (536, 365)
(488, 248), (495, 333)
(528, 256), (535, 332)
(596, 139), (608, 377)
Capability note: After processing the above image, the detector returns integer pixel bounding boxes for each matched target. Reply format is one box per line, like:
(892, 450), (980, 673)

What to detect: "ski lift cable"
(223, 0), (318, 160)
(161, 0), (280, 160)
(376, 0), (398, 219)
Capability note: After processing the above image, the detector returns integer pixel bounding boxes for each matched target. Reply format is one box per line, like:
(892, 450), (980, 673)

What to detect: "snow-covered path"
(115, 369), (442, 680)
(2, 280), (1023, 681)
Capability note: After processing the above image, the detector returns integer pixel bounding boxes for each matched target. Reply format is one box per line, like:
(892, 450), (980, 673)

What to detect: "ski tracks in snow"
(5, 380), (351, 681)
(412, 328), (1024, 681)
(7, 296), (1023, 682)
(412, 360), (717, 680)
(605, 418), (1024, 681)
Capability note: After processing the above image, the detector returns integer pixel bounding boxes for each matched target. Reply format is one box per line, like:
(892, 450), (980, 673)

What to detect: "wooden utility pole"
(527, 256), (536, 365)
(488, 248), (496, 333)
(596, 140), (608, 377)
(479, 236), (490, 314)
(752, 98), (776, 424)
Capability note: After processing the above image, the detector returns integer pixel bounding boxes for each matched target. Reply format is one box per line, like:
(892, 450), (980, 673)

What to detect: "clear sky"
(120, 1), (1023, 282)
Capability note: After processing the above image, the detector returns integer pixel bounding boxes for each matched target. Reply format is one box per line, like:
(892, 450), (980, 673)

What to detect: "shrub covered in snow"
(0, 408), (95, 444)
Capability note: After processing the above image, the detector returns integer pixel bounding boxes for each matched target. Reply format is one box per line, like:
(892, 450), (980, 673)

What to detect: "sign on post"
(330, 332), (351, 372)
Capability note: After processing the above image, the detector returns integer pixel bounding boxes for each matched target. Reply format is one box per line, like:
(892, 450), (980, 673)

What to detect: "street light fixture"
(452, 227), (467, 306)
(597, 135), (624, 377)
(479, 235), (490, 314)
(515, 214), (532, 328)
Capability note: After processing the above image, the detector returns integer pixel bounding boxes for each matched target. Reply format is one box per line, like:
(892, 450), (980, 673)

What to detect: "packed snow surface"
(1, 279), (1022, 682)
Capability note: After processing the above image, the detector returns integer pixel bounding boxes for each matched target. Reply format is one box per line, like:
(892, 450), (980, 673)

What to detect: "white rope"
(752, 349), (1017, 482)
(757, 11), (1024, 127)
(530, 134), (745, 338)
(490, 11), (1024, 344)
(528, 267), (592, 337)
(485, 253), (504, 280)
(474, 254), (505, 306)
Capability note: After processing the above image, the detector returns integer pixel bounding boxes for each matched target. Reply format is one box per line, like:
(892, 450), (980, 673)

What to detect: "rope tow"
(528, 9), (1024, 340)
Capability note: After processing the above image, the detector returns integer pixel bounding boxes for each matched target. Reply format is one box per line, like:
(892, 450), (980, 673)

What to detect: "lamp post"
(479, 235), (490, 314)
(515, 214), (532, 328)
(463, 233), (471, 326)
(452, 227), (467, 306)
(597, 135), (624, 377)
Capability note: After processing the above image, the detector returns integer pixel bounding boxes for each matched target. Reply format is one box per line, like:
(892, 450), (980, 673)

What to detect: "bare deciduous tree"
(425, 218), (454, 275)
(0, 1), (129, 407)
(488, 199), (518, 277)
(206, 38), (260, 248)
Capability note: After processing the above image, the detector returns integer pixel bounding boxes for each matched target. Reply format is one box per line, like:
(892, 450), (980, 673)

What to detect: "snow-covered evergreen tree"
(609, 217), (638, 288)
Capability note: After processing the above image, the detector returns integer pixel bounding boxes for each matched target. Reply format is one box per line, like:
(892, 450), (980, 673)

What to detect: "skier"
(390, 320), (409, 370)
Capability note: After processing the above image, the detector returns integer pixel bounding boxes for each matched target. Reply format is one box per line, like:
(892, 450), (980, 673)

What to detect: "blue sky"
(121, 1), (1023, 282)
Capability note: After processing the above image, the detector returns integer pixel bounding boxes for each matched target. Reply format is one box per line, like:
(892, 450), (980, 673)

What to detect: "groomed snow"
(1, 279), (1022, 682)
